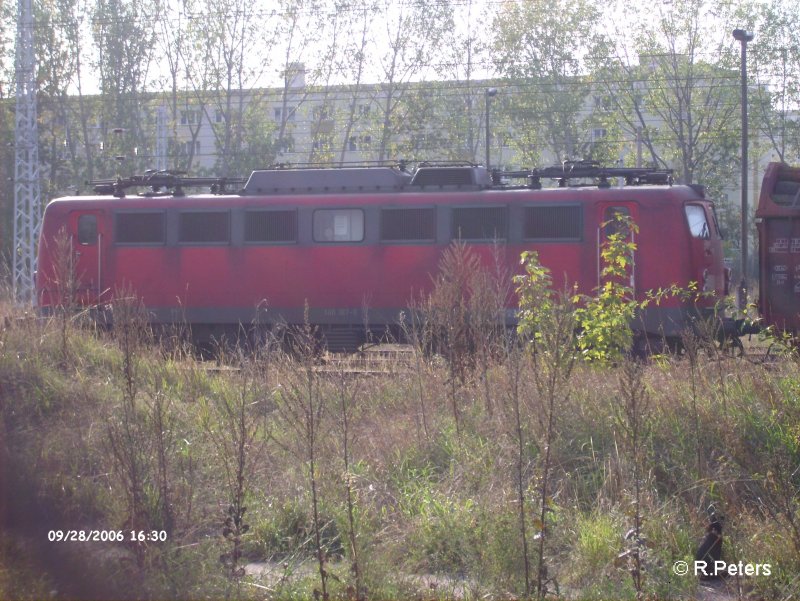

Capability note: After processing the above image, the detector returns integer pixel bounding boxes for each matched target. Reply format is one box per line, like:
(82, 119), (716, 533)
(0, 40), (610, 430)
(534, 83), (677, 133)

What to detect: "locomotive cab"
(37, 201), (111, 309)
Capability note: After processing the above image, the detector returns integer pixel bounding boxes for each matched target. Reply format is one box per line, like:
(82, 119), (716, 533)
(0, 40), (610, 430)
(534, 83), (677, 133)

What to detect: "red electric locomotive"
(36, 162), (728, 350)
(756, 161), (800, 335)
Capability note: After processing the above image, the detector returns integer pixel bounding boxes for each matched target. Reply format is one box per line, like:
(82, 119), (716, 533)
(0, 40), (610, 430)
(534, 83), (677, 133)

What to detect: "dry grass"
(1, 304), (799, 600)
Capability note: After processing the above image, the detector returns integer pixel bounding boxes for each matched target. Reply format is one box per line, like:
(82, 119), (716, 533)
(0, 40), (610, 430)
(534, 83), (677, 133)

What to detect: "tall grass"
(2, 278), (800, 599)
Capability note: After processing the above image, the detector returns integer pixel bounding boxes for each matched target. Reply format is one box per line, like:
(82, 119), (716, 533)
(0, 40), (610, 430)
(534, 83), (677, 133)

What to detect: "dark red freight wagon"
(756, 162), (800, 335)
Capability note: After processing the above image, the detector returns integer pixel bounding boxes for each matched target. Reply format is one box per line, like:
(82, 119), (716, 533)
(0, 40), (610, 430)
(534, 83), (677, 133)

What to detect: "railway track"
(315, 344), (415, 376)
(196, 340), (792, 376)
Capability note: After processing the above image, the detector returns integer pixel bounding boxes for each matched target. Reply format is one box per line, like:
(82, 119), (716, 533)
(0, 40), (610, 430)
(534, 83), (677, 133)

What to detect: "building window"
(523, 206), (582, 241)
(179, 211), (230, 244)
(313, 209), (364, 242)
(180, 110), (199, 125)
(115, 212), (165, 244)
(381, 208), (435, 242)
(452, 207), (507, 241)
(215, 109), (224, 123)
(345, 135), (372, 152)
(184, 140), (200, 154)
(273, 106), (296, 122)
(312, 135), (334, 152)
(313, 105), (332, 120)
(244, 210), (297, 243)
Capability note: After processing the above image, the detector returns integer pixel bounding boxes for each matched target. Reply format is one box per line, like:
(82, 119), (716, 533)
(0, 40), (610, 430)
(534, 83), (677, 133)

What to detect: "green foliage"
(403, 488), (480, 574)
(514, 250), (555, 342)
(592, 0), (742, 190)
(575, 512), (618, 571)
(251, 498), (342, 561)
(491, 0), (611, 162)
(573, 215), (639, 363)
(516, 216), (644, 364)
(750, 0), (800, 163)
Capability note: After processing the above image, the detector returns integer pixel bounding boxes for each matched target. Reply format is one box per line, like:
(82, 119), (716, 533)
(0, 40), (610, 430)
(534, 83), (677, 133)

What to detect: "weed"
(198, 351), (264, 593)
(516, 250), (578, 599)
(105, 289), (155, 567)
(272, 309), (331, 600)
(574, 214), (638, 364)
(614, 361), (652, 599)
(48, 228), (79, 362)
(332, 360), (365, 600)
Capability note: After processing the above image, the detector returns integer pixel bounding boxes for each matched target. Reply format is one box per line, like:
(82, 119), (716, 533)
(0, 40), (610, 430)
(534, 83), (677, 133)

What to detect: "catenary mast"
(13, 0), (41, 304)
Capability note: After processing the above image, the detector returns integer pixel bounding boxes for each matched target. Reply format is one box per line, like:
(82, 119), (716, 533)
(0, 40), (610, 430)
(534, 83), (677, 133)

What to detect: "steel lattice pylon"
(13, 0), (41, 305)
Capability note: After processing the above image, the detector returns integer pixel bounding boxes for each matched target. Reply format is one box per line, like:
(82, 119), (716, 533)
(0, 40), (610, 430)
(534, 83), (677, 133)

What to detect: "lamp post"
(733, 28), (754, 310)
(485, 88), (497, 170)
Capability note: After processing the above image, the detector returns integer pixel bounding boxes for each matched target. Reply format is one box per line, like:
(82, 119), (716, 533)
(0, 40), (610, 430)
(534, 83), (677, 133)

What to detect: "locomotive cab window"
(115, 212), (165, 244)
(685, 205), (710, 239)
(179, 211), (230, 244)
(245, 210), (297, 243)
(77, 214), (97, 245)
(524, 206), (582, 241)
(452, 207), (507, 241)
(313, 209), (364, 242)
(381, 208), (436, 242)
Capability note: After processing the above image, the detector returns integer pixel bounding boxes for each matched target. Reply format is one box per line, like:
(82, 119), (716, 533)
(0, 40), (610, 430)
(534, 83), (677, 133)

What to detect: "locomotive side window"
(381, 208), (436, 242)
(77, 214), (97, 245)
(313, 209), (364, 242)
(685, 205), (710, 239)
(524, 206), (582, 241)
(452, 207), (507, 241)
(179, 211), (230, 244)
(115, 212), (165, 244)
(245, 210), (297, 243)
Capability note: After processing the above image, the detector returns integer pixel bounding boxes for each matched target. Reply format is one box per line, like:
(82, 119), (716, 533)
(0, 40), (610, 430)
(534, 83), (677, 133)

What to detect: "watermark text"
(673, 560), (771, 577)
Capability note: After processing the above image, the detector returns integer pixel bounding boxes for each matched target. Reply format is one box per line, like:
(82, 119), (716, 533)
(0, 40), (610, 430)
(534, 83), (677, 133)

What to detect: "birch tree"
(183, 0), (278, 175)
(368, 0), (454, 162)
(91, 0), (158, 177)
(491, 0), (610, 166)
(595, 0), (742, 190)
(750, 0), (800, 163)
(435, 0), (489, 163)
(336, 0), (378, 164)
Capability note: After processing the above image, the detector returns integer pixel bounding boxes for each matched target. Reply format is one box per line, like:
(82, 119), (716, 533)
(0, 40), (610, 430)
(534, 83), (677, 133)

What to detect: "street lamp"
(733, 28), (754, 310)
(485, 88), (498, 170)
